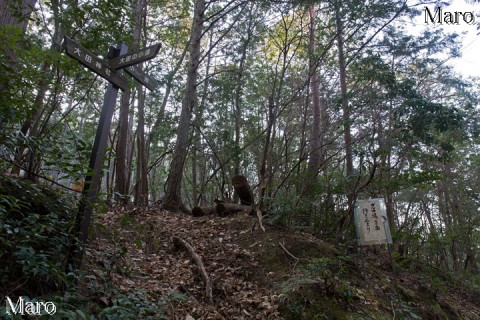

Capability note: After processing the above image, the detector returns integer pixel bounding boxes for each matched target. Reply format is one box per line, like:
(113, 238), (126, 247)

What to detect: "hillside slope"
(82, 207), (480, 319)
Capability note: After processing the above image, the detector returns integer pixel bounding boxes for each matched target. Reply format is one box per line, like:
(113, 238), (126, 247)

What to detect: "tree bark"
(335, 4), (354, 233)
(163, 0), (205, 212)
(135, 87), (149, 205)
(336, 7), (353, 180)
(192, 30), (213, 207)
(0, 0), (36, 32)
(125, 101), (136, 196)
(307, 4), (324, 174)
(131, 0), (149, 206)
(258, 95), (275, 211)
(233, 4), (254, 179)
(115, 91), (130, 203)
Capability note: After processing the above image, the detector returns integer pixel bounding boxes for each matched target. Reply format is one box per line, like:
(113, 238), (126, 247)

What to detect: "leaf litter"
(83, 206), (480, 320)
(85, 207), (281, 319)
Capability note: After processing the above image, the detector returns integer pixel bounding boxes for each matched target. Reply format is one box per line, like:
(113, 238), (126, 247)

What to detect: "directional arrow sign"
(109, 43), (161, 70)
(63, 36), (128, 91)
(125, 65), (158, 91)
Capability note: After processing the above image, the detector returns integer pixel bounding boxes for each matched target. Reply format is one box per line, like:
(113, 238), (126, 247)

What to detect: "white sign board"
(354, 198), (392, 246)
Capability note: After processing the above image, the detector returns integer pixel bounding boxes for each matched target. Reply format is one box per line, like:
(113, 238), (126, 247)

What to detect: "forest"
(1, 0), (479, 318)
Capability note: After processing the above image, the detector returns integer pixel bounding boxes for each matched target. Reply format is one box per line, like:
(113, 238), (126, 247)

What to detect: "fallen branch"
(192, 203), (253, 217)
(250, 206), (267, 233)
(192, 205), (216, 217)
(173, 237), (213, 303)
(256, 208), (266, 232)
(217, 203), (253, 217)
(279, 241), (299, 269)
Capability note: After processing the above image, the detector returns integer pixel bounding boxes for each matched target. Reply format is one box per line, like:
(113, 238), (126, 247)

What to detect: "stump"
(232, 175), (254, 205)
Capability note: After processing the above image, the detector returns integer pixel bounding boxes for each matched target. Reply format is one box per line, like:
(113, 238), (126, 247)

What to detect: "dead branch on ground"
(279, 241), (299, 269)
(173, 237), (213, 303)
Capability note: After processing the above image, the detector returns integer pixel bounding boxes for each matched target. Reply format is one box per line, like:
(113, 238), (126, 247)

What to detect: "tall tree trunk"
(336, 7), (353, 180)
(306, 4), (324, 180)
(163, 0), (205, 212)
(258, 95), (275, 210)
(191, 30), (214, 207)
(132, 0), (149, 206)
(135, 86), (149, 206)
(125, 106), (136, 195)
(297, 91), (309, 184)
(191, 128), (198, 206)
(115, 91), (130, 203)
(382, 56), (396, 236)
(335, 4), (354, 232)
(233, 4), (254, 180)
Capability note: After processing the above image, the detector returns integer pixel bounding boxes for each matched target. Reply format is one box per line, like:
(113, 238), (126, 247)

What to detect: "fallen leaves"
(87, 207), (281, 319)
(83, 207), (480, 319)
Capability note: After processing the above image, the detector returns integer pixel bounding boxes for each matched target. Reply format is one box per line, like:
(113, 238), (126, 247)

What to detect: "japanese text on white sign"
(354, 198), (392, 246)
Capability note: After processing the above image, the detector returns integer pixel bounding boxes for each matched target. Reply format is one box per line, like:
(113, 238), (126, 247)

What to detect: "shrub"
(0, 175), (77, 296)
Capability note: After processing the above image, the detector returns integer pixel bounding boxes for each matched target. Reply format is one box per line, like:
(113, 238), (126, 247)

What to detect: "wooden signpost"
(108, 43), (161, 69)
(63, 36), (160, 270)
(125, 65), (158, 91)
(63, 37), (129, 91)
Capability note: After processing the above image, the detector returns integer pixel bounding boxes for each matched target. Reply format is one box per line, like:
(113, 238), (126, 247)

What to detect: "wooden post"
(63, 36), (159, 272)
(67, 43), (128, 272)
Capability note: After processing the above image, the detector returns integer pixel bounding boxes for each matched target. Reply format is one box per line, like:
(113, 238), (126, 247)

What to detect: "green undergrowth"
(0, 175), (76, 297)
(231, 217), (480, 320)
(0, 175), (176, 319)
